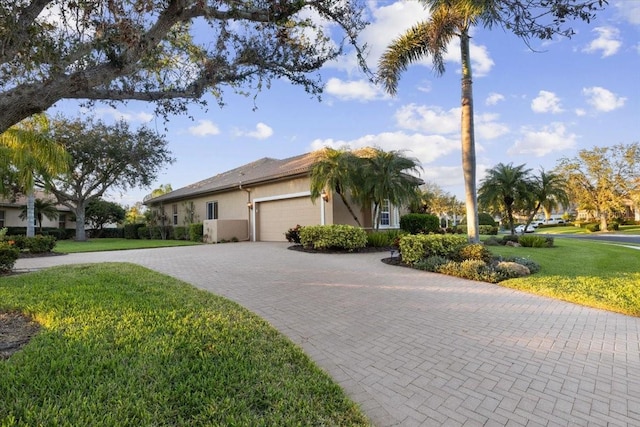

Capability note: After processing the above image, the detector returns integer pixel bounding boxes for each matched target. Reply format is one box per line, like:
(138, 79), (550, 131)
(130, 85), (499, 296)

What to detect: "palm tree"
(357, 148), (423, 230)
(19, 198), (59, 233)
(478, 163), (532, 234)
(0, 115), (69, 237)
(525, 169), (570, 226)
(310, 147), (363, 226)
(378, 0), (484, 243)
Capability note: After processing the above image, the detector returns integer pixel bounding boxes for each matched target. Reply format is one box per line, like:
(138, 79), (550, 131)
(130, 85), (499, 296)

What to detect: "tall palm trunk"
(26, 192), (35, 237)
(338, 192), (362, 227)
(460, 29), (479, 243)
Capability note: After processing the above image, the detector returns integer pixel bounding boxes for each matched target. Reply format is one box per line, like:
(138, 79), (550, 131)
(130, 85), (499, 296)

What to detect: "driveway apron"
(15, 243), (640, 426)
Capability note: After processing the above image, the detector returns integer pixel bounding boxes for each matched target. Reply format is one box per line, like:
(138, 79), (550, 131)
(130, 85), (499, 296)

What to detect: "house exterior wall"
(0, 205), (75, 230)
(203, 219), (249, 243)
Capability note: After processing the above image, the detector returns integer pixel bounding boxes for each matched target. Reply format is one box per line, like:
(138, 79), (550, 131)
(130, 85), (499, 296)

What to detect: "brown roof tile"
(146, 151), (320, 204)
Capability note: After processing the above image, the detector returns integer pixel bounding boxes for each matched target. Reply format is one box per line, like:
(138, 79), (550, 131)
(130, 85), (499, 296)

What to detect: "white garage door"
(258, 197), (320, 241)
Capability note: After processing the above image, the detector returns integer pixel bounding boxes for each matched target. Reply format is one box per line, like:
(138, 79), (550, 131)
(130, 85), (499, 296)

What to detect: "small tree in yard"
(36, 116), (174, 241)
(19, 198), (59, 233)
(85, 199), (126, 237)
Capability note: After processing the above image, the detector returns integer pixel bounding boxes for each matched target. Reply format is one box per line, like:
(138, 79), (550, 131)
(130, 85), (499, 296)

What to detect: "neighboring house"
(0, 191), (76, 231)
(145, 151), (409, 242)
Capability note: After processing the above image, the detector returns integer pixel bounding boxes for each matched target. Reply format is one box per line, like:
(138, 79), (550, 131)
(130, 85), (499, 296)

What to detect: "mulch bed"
(18, 251), (66, 258)
(287, 244), (396, 254)
(0, 311), (41, 360)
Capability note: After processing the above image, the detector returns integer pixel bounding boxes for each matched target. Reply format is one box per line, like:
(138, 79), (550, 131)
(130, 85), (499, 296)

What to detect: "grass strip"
(0, 263), (370, 426)
(54, 238), (200, 254)
(489, 238), (640, 316)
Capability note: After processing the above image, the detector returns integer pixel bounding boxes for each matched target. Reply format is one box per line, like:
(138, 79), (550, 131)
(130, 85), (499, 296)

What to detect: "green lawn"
(55, 238), (200, 253)
(532, 224), (640, 235)
(489, 238), (640, 316)
(0, 263), (370, 426)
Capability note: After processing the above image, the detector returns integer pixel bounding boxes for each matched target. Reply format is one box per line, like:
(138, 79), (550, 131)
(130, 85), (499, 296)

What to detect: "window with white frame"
(206, 201), (218, 220)
(58, 213), (66, 229)
(379, 199), (390, 227)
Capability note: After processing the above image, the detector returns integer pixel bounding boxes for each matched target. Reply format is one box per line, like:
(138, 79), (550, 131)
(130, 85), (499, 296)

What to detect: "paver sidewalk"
(15, 243), (640, 426)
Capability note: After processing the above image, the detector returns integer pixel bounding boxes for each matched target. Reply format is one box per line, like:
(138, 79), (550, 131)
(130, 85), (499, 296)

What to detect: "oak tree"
(36, 116), (174, 241)
(0, 0), (368, 133)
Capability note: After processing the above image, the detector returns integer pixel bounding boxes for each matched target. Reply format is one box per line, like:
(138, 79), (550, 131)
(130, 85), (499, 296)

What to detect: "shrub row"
(3, 227), (75, 240)
(412, 254), (538, 283)
(123, 223), (203, 242)
(398, 234), (468, 264)
(399, 214), (440, 234)
(3, 234), (57, 253)
(299, 225), (367, 251)
(484, 235), (554, 248)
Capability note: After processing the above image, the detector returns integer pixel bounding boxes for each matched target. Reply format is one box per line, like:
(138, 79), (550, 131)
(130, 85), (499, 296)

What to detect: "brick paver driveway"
(15, 242), (640, 426)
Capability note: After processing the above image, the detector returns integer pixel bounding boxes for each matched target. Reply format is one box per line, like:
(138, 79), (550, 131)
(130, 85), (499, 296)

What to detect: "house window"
(206, 201), (218, 220)
(172, 204), (178, 225)
(0, 210), (4, 228)
(379, 199), (390, 227)
(58, 213), (66, 229)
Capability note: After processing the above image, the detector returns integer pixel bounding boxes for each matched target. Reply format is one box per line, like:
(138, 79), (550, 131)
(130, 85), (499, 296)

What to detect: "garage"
(257, 197), (321, 241)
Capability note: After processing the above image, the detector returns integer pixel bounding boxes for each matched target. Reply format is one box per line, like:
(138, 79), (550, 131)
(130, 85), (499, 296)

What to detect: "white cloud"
(235, 122), (274, 140)
(394, 104), (460, 134)
(575, 108), (587, 117)
(309, 131), (459, 165)
(485, 92), (505, 106)
(325, 78), (387, 101)
(583, 26), (622, 57)
(93, 107), (154, 123)
(475, 113), (510, 140)
(583, 86), (626, 112)
(394, 104), (507, 140)
(188, 120), (220, 136)
(614, 0), (640, 25)
(509, 123), (577, 157)
(531, 90), (564, 114)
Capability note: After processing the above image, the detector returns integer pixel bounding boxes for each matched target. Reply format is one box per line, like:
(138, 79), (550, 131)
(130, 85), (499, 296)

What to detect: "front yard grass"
(54, 238), (200, 253)
(0, 263), (370, 426)
(489, 238), (640, 317)
(534, 224), (640, 235)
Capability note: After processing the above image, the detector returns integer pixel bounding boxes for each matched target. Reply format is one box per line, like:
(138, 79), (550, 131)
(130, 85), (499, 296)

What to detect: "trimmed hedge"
(189, 223), (204, 242)
(299, 225), (367, 251)
(124, 223), (144, 239)
(398, 234), (467, 264)
(399, 213), (440, 234)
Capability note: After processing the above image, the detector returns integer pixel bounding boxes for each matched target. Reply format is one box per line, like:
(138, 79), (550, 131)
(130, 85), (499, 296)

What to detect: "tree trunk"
(459, 30), (479, 243)
(26, 192), (35, 237)
(600, 213), (608, 232)
(74, 202), (87, 241)
(338, 192), (362, 227)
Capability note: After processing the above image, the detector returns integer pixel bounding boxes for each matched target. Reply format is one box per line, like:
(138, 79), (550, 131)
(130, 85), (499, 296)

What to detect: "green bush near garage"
(299, 225), (367, 251)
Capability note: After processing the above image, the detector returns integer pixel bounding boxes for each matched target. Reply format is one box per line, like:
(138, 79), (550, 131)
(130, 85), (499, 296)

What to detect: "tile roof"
(146, 151), (320, 204)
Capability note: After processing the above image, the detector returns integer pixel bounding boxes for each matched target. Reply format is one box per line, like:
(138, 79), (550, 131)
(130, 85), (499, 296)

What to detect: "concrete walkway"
(15, 243), (640, 426)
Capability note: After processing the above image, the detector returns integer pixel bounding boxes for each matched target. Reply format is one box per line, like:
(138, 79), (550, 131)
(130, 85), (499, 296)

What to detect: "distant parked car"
(515, 224), (536, 233)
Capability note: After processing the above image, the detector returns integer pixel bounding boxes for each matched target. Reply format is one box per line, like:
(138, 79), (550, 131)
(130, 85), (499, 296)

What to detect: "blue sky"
(53, 0), (639, 208)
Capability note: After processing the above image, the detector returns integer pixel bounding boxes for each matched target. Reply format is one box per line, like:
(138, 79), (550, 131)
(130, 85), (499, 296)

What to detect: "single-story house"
(0, 191), (76, 231)
(145, 151), (412, 242)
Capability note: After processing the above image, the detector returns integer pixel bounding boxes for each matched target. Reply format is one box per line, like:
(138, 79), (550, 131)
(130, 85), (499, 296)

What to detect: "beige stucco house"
(145, 151), (407, 242)
(0, 191), (76, 231)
